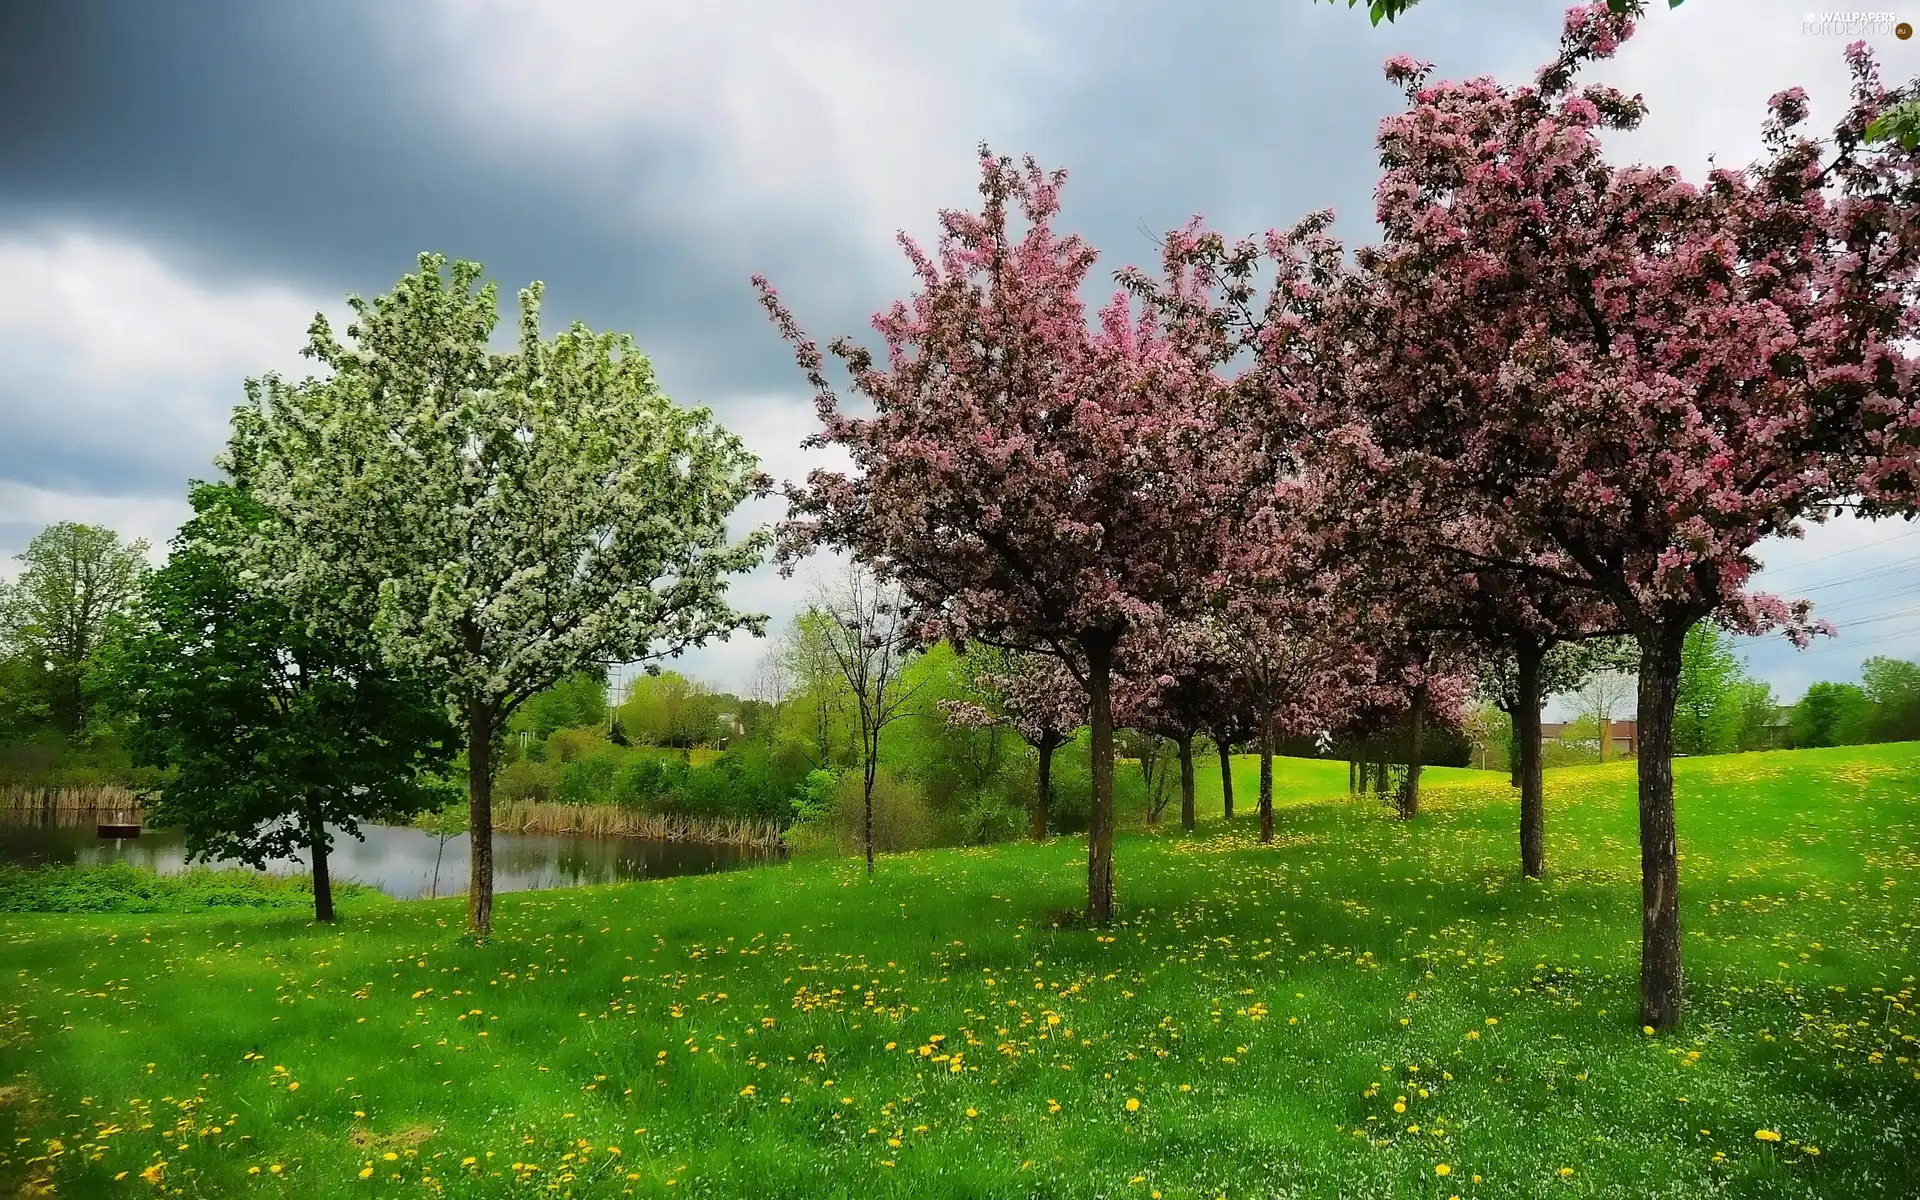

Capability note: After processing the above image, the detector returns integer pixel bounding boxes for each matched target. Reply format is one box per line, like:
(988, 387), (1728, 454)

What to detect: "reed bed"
(3, 785), (144, 817)
(490, 801), (785, 850)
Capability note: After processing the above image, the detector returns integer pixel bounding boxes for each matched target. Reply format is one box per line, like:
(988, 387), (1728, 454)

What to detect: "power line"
(1802, 587), (1920, 620)
(1744, 618), (1920, 661)
(1787, 553), (1920, 594)
(1756, 526), (1920, 579)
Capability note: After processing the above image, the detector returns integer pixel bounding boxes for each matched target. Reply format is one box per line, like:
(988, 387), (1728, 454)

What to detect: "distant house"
(1539, 718), (1638, 758)
(713, 711), (745, 741)
(1760, 706), (1794, 748)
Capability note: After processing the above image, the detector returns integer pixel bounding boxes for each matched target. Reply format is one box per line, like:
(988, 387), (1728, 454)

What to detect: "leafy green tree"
(792, 768), (838, 822)
(414, 800), (470, 901)
(1791, 682), (1874, 749)
(0, 522), (149, 734)
(1730, 679), (1782, 751)
(1673, 623), (1750, 756)
(511, 672), (609, 740)
(1862, 656), (1920, 743)
(775, 609), (857, 769)
(224, 254), (768, 936)
(618, 670), (723, 748)
(0, 651), (51, 737)
(98, 484), (457, 922)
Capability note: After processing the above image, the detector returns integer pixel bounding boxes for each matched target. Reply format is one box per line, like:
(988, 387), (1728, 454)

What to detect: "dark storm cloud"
(0, 0), (874, 410)
(0, 0), (1556, 409)
(46, 0), (1898, 694)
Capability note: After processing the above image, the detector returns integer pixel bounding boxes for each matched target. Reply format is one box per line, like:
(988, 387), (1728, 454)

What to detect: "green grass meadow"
(2, 745), (1916, 1198)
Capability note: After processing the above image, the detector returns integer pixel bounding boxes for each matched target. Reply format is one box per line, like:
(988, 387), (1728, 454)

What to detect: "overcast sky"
(1, 0), (1915, 717)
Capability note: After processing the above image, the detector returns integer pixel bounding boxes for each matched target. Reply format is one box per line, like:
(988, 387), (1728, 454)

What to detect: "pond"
(0, 813), (778, 900)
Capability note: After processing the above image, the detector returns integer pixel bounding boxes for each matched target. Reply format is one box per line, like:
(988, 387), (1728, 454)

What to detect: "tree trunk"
(467, 697), (496, 937)
(1398, 686), (1427, 820)
(1174, 733), (1195, 832)
(306, 796), (334, 923)
(1086, 635), (1117, 924)
(1516, 641), (1547, 879)
(1507, 706), (1522, 789)
(1219, 740), (1235, 820)
(1349, 756), (1358, 795)
(863, 752), (877, 877)
(1258, 710), (1275, 844)
(1032, 731), (1058, 841)
(1636, 623), (1688, 1031)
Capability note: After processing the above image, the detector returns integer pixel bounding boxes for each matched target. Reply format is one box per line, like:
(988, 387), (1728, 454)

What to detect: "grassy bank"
(1, 745), (1915, 1198)
(0, 862), (387, 914)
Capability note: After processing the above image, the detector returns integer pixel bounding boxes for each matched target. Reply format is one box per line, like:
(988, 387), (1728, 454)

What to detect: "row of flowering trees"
(754, 1), (1920, 1029)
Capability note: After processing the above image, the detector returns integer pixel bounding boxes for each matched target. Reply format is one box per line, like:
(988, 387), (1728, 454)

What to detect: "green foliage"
(958, 788), (1027, 845)
(612, 753), (689, 808)
(558, 753), (620, 807)
(510, 672), (609, 740)
(618, 671), (724, 748)
(1862, 656), (1920, 743)
(92, 484), (458, 893)
(543, 726), (610, 764)
(1866, 99), (1920, 151)
(0, 862), (384, 914)
(792, 768), (838, 822)
(0, 728), (166, 790)
(495, 759), (556, 805)
(824, 767), (935, 854)
(413, 798), (470, 839)
(1730, 679), (1781, 752)
(669, 742), (800, 822)
(773, 609), (858, 769)
(1792, 682), (1874, 749)
(1673, 623), (1757, 756)
(0, 521), (149, 734)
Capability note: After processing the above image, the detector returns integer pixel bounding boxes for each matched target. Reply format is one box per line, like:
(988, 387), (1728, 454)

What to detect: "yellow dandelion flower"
(1126, 1098), (1141, 1112)
(1436, 1164), (1451, 1176)
(1755, 1130), (1782, 1143)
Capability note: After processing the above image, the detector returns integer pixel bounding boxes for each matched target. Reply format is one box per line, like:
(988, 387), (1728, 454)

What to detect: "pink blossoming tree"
(754, 150), (1241, 922)
(1347, 3), (1919, 1027)
(941, 648), (1085, 839)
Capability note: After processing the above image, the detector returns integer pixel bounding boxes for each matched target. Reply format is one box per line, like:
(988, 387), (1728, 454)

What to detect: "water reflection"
(0, 813), (777, 900)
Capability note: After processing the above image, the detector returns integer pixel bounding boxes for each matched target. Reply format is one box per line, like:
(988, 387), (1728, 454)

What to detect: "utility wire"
(1756, 526), (1920, 579)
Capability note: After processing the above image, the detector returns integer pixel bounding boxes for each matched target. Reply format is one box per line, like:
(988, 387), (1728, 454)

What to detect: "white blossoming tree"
(224, 254), (771, 935)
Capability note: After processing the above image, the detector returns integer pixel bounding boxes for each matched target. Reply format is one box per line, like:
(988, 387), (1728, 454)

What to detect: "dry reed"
(489, 801), (784, 850)
(4, 785), (144, 816)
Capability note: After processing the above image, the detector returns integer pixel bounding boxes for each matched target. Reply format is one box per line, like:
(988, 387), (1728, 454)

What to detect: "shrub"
(545, 727), (609, 764)
(496, 759), (559, 805)
(558, 750), (621, 806)
(828, 769), (935, 855)
(0, 863), (385, 914)
(793, 768), (838, 822)
(958, 788), (1026, 845)
(611, 754), (686, 809)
